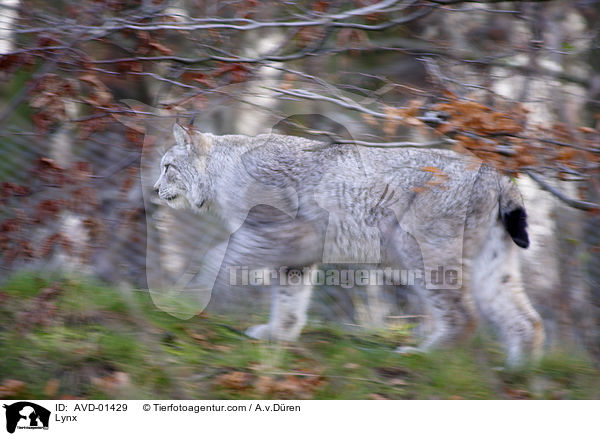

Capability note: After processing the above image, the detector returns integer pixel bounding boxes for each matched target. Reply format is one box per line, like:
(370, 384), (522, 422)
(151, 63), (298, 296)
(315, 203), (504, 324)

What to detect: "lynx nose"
(153, 183), (160, 195)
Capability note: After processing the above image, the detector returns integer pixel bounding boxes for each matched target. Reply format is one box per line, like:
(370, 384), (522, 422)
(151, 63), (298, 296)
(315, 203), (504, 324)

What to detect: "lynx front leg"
(245, 266), (314, 341)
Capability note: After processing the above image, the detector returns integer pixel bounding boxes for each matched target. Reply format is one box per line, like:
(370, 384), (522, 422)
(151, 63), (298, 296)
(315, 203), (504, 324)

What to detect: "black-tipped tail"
(502, 207), (529, 248)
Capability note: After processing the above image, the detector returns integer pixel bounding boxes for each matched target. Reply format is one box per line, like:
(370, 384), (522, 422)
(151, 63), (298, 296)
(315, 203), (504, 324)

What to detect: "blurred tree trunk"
(581, 0), (600, 357)
(0, 0), (19, 54)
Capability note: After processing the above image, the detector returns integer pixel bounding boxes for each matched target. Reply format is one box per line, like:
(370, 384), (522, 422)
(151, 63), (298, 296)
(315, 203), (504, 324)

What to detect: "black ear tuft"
(502, 207), (529, 248)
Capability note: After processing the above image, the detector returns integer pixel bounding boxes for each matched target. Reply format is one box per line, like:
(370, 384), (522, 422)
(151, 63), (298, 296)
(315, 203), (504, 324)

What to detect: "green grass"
(0, 273), (598, 399)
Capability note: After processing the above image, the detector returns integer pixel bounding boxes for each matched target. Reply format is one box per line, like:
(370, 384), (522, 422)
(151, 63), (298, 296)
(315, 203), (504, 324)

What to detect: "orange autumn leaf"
(420, 166), (444, 174)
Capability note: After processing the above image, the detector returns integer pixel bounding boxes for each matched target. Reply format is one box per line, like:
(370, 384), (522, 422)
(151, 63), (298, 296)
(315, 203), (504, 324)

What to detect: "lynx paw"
(395, 345), (424, 355)
(245, 324), (271, 340)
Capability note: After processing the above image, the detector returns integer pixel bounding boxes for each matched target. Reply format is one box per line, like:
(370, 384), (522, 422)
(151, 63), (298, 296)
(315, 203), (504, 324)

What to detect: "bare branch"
(14, 0), (429, 34)
(427, 0), (556, 4)
(526, 171), (599, 212)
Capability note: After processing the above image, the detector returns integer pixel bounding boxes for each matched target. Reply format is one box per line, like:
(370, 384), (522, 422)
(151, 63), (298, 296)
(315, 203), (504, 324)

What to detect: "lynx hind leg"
(390, 232), (477, 354)
(395, 252), (478, 353)
(245, 266), (314, 342)
(397, 281), (478, 355)
(472, 222), (544, 366)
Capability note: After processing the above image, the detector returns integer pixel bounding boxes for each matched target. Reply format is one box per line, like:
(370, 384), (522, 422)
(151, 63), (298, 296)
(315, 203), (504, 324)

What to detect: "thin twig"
(525, 171), (599, 211)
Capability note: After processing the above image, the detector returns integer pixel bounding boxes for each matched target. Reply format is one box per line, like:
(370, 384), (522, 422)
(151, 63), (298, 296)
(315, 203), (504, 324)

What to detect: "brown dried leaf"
(91, 372), (131, 394)
(215, 371), (254, 390)
(0, 379), (26, 399)
(148, 41), (173, 55)
(43, 379), (60, 397)
(578, 126), (597, 134)
(503, 387), (531, 399)
(253, 374), (323, 399)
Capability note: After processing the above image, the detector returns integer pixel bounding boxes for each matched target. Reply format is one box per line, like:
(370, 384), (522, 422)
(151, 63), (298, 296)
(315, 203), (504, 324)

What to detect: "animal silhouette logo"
(3, 402), (50, 434)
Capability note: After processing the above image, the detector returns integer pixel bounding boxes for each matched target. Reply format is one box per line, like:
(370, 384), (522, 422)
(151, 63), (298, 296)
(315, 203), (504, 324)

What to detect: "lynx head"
(153, 123), (213, 212)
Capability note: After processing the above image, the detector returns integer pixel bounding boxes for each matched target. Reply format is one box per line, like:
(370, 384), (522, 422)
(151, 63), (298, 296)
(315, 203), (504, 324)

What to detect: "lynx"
(153, 123), (544, 365)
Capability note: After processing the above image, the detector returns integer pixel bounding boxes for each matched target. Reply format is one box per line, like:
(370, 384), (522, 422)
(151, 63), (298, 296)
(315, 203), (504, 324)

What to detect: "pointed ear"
(173, 123), (212, 154)
(173, 123), (190, 148)
(188, 128), (212, 154)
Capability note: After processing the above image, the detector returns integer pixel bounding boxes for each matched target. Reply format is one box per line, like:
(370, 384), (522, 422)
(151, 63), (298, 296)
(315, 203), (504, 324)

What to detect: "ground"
(0, 274), (598, 400)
